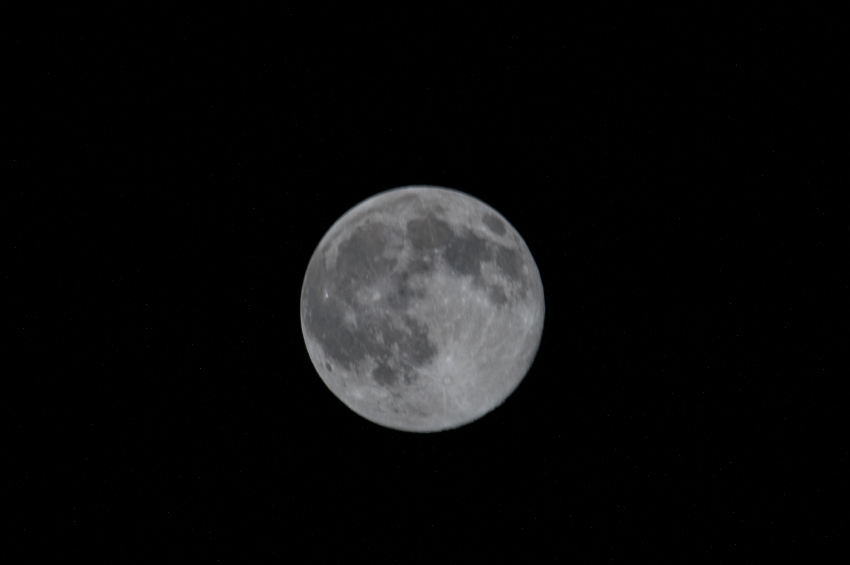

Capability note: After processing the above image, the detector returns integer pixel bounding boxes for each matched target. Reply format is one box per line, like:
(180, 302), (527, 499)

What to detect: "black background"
(7, 5), (845, 561)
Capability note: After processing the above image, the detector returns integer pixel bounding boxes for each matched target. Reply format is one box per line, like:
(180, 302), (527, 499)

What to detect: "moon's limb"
(300, 186), (544, 432)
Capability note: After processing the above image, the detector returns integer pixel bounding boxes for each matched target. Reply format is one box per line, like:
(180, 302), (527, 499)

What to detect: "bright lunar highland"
(300, 186), (544, 432)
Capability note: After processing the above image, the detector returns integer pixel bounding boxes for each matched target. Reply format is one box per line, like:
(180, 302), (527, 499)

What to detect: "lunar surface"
(300, 186), (544, 432)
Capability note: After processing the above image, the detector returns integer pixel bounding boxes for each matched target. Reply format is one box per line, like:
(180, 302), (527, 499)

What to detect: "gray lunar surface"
(300, 186), (544, 432)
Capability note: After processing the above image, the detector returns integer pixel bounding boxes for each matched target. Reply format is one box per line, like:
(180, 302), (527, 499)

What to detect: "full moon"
(300, 186), (544, 432)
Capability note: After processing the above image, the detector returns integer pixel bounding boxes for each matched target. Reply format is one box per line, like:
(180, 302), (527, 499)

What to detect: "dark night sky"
(7, 5), (844, 561)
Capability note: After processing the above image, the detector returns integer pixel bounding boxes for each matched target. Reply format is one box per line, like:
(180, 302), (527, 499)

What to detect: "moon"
(300, 186), (544, 432)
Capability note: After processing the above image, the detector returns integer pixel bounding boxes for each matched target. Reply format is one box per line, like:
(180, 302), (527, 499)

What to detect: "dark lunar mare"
(444, 231), (491, 279)
(481, 213), (506, 235)
(334, 222), (399, 284)
(302, 221), (440, 388)
(488, 286), (509, 305)
(406, 214), (454, 251)
(404, 213), (528, 299)
(406, 214), (526, 290)
(303, 209), (530, 391)
(494, 245), (525, 283)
